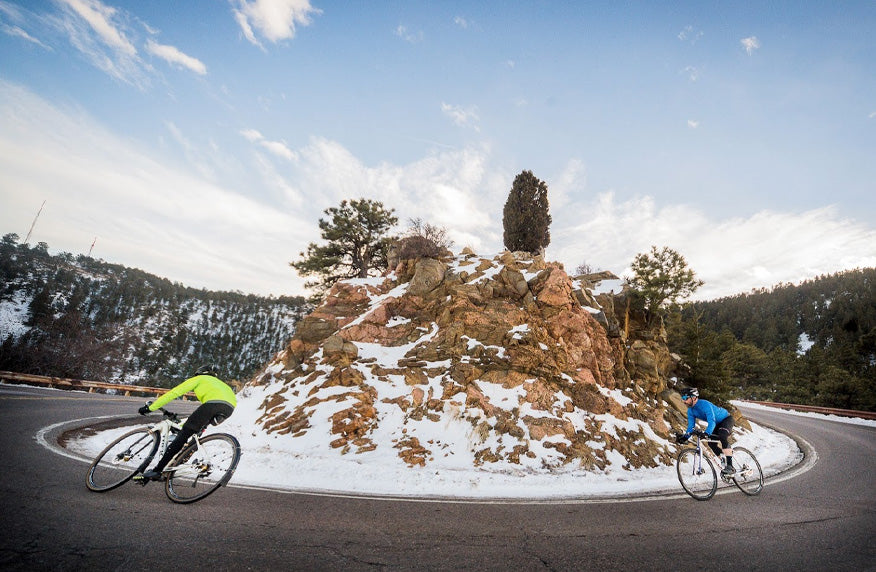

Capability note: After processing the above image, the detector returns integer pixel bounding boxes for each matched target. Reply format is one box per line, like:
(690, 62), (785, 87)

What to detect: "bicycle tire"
(677, 448), (717, 500)
(730, 446), (764, 496)
(86, 427), (159, 492)
(165, 433), (241, 504)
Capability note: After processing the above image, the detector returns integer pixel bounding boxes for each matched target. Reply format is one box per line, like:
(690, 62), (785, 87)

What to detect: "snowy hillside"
(0, 234), (308, 384)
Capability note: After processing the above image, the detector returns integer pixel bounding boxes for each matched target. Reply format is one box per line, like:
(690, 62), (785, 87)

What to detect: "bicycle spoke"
(677, 448), (717, 500)
(731, 447), (764, 496)
(86, 428), (158, 492)
(165, 434), (240, 503)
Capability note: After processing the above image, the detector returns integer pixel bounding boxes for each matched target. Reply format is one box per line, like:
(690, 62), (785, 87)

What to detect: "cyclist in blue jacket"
(678, 387), (736, 476)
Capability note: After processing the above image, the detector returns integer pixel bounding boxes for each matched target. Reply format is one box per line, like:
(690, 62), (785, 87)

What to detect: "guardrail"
(0, 370), (195, 399)
(741, 400), (876, 420)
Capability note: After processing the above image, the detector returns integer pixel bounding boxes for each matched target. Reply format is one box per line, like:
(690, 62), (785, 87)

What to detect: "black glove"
(675, 432), (689, 444)
(138, 404), (152, 415)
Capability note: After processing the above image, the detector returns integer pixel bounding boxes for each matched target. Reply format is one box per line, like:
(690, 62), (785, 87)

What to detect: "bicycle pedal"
(133, 475), (149, 486)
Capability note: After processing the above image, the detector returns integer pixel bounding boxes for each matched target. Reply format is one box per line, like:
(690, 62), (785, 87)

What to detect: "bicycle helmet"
(194, 364), (219, 377)
(680, 387), (699, 399)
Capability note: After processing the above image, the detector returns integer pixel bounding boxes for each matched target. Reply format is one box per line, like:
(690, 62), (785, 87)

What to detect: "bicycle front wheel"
(677, 448), (717, 500)
(165, 433), (241, 504)
(86, 427), (159, 492)
(731, 447), (764, 495)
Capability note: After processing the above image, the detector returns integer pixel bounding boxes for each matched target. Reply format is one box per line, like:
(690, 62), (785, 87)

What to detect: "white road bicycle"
(85, 408), (241, 504)
(676, 429), (764, 501)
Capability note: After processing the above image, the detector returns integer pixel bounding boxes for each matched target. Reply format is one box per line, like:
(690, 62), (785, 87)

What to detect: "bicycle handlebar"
(676, 429), (720, 443)
(158, 408), (182, 422)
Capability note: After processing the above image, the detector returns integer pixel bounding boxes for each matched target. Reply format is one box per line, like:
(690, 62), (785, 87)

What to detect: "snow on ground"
(57, 393), (875, 500)
(0, 290), (31, 340)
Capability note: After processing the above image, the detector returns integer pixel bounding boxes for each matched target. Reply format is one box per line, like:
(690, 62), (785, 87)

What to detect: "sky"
(62, 397), (876, 501)
(1, 0), (874, 299)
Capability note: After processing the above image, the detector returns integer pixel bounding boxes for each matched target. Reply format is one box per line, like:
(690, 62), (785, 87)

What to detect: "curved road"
(1, 384), (873, 571)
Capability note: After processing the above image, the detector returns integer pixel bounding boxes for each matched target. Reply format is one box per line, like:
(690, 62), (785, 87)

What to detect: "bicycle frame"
(146, 410), (206, 476)
(686, 432), (755, 482)
(690, 434), (725, 466)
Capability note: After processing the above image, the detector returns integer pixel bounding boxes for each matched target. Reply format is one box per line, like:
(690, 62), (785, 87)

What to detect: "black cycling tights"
(152, 401), (234, 472)
(708, 416), (735, 456)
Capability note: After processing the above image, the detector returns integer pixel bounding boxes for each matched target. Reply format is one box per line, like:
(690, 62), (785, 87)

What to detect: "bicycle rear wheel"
(165, 433), (241, 504)
(731, 447), (764, 495)
(677, 448), (717, 500)
(86, 428), (159, 492)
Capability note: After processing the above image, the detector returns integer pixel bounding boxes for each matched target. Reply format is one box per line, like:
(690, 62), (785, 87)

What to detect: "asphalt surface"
(1, 383), (874, 571)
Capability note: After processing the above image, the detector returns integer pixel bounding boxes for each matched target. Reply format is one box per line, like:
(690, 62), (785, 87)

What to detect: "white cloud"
(233, 9), (260, 47)
(279, 137), (500, 249)
(239, 128), (297, 161)
(682, 65), (700, 82)
(441, 102), (480, 131)
(454, 16), (470, 29)
(54, 0), (152, 88)
(0, 81), (309, 296)
(231, 0), (320, 46)
(240, 128), (263, 142)
(741, 36), (761, 55)
(678, 25), (703, 44)
(395, 24), (423, 44)
(687, 119), (700, 129)
(2, 81), (874, 300)
(164, 121), (219, 181)
(548, 158), (585, 212)
(145, 39), (207, 75)
(20, 1), (203, 84)
(59, 0), (136, 55)
(1, 22), (51, 49)
(550, 193), (876, 300)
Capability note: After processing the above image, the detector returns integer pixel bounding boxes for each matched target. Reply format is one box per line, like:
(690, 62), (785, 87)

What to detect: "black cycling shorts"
(710, 415), (735, 451)
(182, 401), (235, 434)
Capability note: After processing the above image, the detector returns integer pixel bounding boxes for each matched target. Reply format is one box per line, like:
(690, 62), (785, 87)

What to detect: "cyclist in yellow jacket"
(134, 365), (236, 481)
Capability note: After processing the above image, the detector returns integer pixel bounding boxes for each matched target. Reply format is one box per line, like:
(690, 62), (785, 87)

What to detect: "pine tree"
(627, 246), (703, 319)
(502, 170), (552, 254)
(291, 198), (398, 300)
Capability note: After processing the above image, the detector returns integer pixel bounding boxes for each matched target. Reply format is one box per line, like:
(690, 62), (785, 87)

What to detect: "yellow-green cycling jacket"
(147, 374), (237, 411)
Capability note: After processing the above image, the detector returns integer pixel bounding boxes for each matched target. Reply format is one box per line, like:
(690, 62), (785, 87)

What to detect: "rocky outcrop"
(249, 251), (687, 473)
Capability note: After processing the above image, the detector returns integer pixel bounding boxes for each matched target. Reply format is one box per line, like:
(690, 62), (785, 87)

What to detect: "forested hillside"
(669, 268), (876, 411)
(0, 233), (308, 387)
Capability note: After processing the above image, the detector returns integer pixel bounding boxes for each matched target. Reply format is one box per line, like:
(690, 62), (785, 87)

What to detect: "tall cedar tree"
(502, 170), (552, 254)
(291, 198), (398, 300)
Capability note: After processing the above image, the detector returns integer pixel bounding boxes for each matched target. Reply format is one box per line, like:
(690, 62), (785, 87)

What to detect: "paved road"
(1, 384), (874, 571)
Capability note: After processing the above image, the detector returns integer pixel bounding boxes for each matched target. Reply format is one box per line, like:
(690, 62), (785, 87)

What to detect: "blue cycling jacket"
(686, 398), (730, 434)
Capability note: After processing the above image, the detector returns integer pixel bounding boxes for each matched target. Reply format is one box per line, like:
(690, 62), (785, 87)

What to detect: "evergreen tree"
(291, 198), (398, 300)
(502, 170), (552, 254)
(627, 246), (703, 319)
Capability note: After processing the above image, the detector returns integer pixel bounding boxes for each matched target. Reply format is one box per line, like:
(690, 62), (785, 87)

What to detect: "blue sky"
(1, 0), (874, 299)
